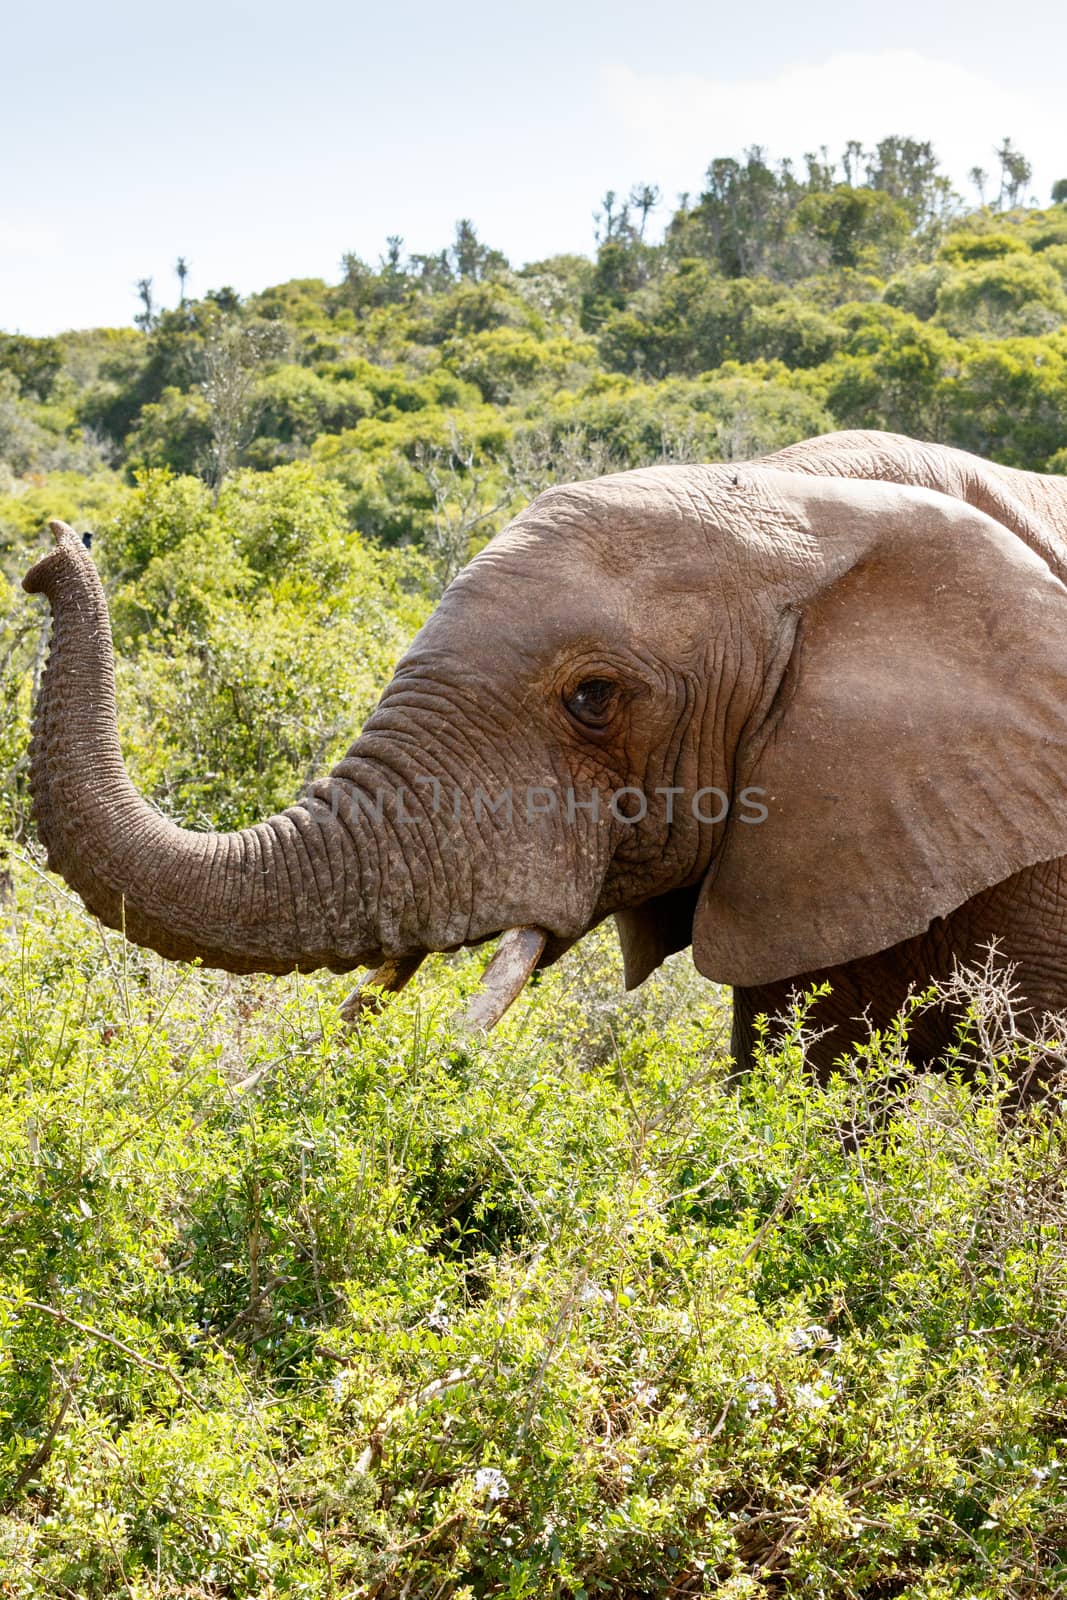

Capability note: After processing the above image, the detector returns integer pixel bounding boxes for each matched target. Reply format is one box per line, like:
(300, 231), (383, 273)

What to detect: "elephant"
(21, 428), (1067, 1078)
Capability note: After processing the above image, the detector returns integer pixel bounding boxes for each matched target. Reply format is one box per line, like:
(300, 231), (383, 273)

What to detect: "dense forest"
(3, 136), (1067, 838)
(2, 139), (1067, 1598)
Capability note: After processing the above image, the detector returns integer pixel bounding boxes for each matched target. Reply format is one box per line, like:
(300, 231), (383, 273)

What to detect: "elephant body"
(732, 857), (1067, 1075)
(23, 430), (1067, 1082)
(723, 433), (1067, 1074)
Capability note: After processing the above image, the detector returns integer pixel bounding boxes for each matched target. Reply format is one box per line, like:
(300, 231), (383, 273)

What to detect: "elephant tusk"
(339, 953), (425, 1023)
(458, 926), (547, 1033)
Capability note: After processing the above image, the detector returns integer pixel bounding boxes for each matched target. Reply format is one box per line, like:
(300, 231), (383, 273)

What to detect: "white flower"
(786, 1324), (840, 1353)
(740, 1375), (775, 1414)
(632, 1379), (659, 1407)
(795, 1381), (832, 1411)
(474, 1467), (509, 1500)
(427, 1294), (451, 1333)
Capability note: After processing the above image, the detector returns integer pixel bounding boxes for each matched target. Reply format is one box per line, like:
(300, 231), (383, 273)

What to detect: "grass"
(1, 849), (1066, 1598)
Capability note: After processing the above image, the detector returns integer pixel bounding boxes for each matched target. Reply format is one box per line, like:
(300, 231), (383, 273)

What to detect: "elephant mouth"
(341, 925), (549, 1031)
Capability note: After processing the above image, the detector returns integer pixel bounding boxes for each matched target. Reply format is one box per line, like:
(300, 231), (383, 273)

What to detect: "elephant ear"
(693, 472), (1067, 988)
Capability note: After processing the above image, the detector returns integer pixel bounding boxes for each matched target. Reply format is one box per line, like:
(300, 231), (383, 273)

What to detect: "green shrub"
(935, 255), (1067, 339)
(1, 885), (1066, 1597)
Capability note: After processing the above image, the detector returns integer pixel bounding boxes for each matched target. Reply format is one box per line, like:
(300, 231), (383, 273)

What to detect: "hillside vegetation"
(2, 140), (1067, 1597)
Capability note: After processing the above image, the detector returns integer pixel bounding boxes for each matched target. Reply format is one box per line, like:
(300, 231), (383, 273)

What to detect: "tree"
(338, 251), (382, 310)
(409, 249), (453, 293)
(175, 257), (189, 308)
(450, 219), (507, 281)
(378, 236), (409, 304)
(803, 146), (835, 192)
(794, 184), (912, 272)
(199, 317), (286, 496)
(206, 286), (242, 314)
(995, 138), (1032, 208)
(863, 137), (951, 228)
(628, 183), (661, 240)
(840, 140), (865, 187)
(134, 277), (156, 331)
(1052, 178), (1067, 205)
(671, 148), (811, 280)
(594, 190), (631, 246)
(412, 425), (511, 592)
(0, 334), (62, 400)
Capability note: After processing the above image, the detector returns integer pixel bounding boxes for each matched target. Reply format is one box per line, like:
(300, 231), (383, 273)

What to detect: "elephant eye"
(564, 677), (618, 729)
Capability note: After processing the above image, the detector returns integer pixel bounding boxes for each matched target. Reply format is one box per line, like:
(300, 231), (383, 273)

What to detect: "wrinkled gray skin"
(23, 430), (1067, 1079)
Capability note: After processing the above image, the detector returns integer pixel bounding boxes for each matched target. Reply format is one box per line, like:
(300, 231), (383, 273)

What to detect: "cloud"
(599, 51), (1064, 206)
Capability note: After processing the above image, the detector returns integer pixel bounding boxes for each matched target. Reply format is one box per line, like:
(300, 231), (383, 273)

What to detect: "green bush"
(935, 255), (1067, 339)
(0, 465), (429, 840)
(442, 329), (598, 404)
(938, 230), (1029, 265)
(1, 887), (1065, 1597)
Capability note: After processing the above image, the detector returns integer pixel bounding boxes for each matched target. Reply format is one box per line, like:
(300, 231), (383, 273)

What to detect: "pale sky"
(3, 0), (1066, 336)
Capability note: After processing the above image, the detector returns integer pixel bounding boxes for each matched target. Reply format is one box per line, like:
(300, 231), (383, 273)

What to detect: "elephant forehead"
(413, 556), (637, 671)
(482, 464), (820, 584)
(498, 472), (727, 565)
(401, 576), (730, 707)
(404, 463), (848, 680)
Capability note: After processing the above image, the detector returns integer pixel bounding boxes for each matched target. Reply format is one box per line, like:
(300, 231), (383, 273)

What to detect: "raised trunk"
(23, 523), (392, 975)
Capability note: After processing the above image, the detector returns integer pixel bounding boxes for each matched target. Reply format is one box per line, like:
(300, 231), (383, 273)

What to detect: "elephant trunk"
(22, 522), (400, 975)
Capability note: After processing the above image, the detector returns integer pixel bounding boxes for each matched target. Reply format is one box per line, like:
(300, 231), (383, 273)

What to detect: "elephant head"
(23, 434), (1067, 1024)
